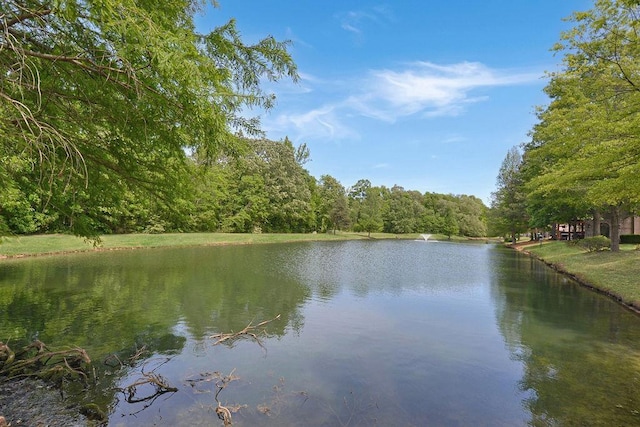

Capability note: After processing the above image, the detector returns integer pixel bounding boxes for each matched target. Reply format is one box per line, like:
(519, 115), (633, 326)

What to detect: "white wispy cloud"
(262, 61), (541, 143)
(352, 61), (541, 120)
(336, 6), (394, 40)
(264, 105), (359, 142)
(285, 27), (313, 49)
(441, 134), (467, 144)
(338, 10), (374, 34)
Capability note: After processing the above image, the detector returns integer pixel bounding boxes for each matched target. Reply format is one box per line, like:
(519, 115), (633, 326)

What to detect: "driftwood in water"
(185, 370), (245, 426)
(117, 356), (178, 406)
(206, 315), (281, 425)
(105, 347), (180, 417)
(210, 314), (281, 349)
(0, 340), (92, 385)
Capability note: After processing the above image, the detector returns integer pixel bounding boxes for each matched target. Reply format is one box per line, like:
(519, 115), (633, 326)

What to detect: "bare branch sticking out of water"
(122, 372), (177, 404)
(184, 370), (246, 425)
(210, 314), (281, 350)
(213, 369), (240, 426)
(118, 357), (178, 415)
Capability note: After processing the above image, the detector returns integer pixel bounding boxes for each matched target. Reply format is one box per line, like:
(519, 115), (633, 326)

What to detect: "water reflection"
(0, 242), (639, 425)
(491, 248), (640, 426)
(276, 240), (493, 298)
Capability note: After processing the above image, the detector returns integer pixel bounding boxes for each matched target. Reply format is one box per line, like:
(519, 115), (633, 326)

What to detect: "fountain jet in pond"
(420, 234), (432, 241)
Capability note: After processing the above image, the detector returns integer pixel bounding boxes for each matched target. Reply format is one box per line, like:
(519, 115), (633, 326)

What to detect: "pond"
(1, 240), (639, 426)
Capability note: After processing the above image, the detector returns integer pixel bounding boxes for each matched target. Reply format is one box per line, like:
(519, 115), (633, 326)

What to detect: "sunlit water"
(1, 240), (639, 426)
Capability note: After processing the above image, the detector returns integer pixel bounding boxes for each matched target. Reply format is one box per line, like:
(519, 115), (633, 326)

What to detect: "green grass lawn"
(525, 241), (640, 309)
(0, 231), (439, 257)
(0, 231), (485, 258)
(0, 232), (353, 257)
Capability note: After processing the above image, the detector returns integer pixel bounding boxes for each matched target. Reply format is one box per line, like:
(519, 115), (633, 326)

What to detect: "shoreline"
(0, 232), (371, 259)
(0, 378), (89, 426)
(510, 241), (640, 316)
(0, 232), (483, 260)
(3, 234), (636, 315)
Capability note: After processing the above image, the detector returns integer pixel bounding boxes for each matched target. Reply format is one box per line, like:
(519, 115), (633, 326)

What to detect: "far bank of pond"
(0, 232), (462, 258)
(516, 240), (640, 314)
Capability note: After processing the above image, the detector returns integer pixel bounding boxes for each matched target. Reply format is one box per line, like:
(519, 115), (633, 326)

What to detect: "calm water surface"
(1, 240), (639, 426)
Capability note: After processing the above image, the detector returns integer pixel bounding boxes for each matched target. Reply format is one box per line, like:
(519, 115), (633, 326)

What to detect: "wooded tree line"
(490, 0), (640, 251)
(0, 1), (487, 239)
(1, 133), (488, 236)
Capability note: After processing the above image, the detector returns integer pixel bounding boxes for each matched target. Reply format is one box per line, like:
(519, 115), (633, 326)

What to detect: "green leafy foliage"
(317, 175), (350, 233)
(489, 147), (529, 243)
(493, 0), (640, 251)
(575, 236), (612, 252)
(349, 180), (385, 237)
(190, 138), (314, 233)
(0, 0), (297, 237)
(382, 186), (425, 234)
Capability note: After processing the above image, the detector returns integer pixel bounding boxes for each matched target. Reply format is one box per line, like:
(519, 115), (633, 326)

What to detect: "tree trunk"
(592, 210), (601, 236)
(610, 206), (621, 252)
(568, 222), (573, 240)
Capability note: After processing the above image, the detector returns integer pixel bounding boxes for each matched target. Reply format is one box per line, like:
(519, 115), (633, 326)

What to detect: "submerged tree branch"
(210, 314), (281, 349)
(0, 340), (92, 385)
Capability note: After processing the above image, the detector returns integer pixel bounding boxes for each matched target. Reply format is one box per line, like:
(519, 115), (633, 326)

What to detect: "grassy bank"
(523, 241), (640, 311)
(0, 232), (439, 258)
(0, 232), (478, 258)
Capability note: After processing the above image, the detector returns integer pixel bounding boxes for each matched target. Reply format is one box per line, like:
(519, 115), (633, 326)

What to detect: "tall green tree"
(435, 196), (459, 240)
(317, 175), (350, 233)
(383, 185), (425, 234)
(206, 138), (312, 233)
(256, 138), (314, 232)
(524, 0), (640, 250)
(421, 192), (446, 234)
(348, 180), (384, 237)
(490, 146), (529, 243)
(0, 0), (297, 237)
(455, 195), (488, 237)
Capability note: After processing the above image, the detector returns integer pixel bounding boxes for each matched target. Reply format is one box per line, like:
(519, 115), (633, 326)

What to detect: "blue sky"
(196, 1), (593, 204)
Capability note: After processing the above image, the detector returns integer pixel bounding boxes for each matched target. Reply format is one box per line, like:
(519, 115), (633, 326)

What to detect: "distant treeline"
(1, 138), (487, 237)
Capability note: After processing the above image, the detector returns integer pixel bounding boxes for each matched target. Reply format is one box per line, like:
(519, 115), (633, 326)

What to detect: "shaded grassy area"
(524, 241), (640, 310)
(0, 232), (431, 258)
